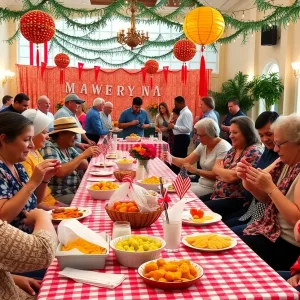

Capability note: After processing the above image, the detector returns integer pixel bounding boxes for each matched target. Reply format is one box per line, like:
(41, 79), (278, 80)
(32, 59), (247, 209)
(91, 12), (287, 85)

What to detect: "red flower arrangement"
(129, 144), (156, 160)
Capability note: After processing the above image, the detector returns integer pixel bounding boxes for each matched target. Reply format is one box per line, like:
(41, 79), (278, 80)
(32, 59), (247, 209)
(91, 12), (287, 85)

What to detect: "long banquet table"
(115, 138), (170, 158)
(37, 156), (300, 300)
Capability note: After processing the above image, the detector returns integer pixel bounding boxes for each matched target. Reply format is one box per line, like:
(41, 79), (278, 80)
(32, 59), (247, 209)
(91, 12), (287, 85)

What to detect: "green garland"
(0, 0), (300, 66)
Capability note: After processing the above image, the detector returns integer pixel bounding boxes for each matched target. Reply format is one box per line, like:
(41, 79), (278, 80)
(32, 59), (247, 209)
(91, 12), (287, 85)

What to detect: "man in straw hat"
(40, 117), (101, 205)
(54, 94), (95, 150)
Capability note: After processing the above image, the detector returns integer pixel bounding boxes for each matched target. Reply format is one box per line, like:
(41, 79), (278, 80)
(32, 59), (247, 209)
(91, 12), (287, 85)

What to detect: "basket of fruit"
(110, 234), (166, 268)
(105, 201), (164, 229)
(113, 170), (136, 182)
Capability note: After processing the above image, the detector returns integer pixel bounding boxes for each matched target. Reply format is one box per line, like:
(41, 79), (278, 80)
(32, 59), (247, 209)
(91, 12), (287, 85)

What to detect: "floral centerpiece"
(129, 144), (156, 174)
(147, 103), (158, 118)
(56, 100), (64, 111)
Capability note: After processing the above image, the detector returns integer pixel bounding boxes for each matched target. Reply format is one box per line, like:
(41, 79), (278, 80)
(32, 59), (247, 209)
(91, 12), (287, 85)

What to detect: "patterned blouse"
(39, 141), (81, 198)
(0, 161), (37, 233)
(0, 220), (57, 300)
(211, 144), (263, 200)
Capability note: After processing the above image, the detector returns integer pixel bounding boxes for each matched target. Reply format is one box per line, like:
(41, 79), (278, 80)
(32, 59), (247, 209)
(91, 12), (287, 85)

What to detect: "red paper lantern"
(173, 40), (196, 62)
(54, 53), (70, 69)
(144, 60), (159, 74)
(20, 10), (55, 44)
(54, 53), (70, 84)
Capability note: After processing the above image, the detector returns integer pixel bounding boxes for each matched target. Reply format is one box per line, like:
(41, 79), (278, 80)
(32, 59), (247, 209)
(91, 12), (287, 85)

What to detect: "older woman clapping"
(236, 114), (300, 271)
(163, 118), (231, 197)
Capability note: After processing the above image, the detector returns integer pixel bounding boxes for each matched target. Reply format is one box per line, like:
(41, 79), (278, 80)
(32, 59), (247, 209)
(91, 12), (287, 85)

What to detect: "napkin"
(58, 268), (125, 289)
(57, 219), (109, 255)
(165, 198), (187, 221)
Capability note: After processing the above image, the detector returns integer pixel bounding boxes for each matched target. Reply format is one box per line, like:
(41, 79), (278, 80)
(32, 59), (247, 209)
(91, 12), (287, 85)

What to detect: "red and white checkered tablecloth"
(37, 157), (300, 300)
(116, 138), (170, 159)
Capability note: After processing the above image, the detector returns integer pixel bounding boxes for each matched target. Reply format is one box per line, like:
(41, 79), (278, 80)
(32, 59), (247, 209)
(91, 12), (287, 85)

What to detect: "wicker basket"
(105, 204), (164, 229)
(113, 170), (136, 182)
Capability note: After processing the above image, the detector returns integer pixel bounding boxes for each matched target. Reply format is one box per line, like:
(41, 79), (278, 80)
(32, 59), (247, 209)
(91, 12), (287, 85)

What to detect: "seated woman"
(203, 116), (263, 218)
(0, 112), (59, 233)
(228, 111), (279, 234)
(163, 118), (231, 197)
(22, 109), (66, 210)
(236, 114), (300, 271)
(0, 208), (57, 299)
(40, 117), (101, 205)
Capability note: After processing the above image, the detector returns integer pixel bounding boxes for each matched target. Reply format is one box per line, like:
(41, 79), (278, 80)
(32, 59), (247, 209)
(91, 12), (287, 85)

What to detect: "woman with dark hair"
(0, 112), (59, 233)
(155, 102), (171, 142)
(203, 116), (263, 214)
(227, 111), (280, 234)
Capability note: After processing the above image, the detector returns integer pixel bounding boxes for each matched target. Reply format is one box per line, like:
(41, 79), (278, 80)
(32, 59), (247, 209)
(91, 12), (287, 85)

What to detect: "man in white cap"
(85, 98), (110, 143)
(37, 95), (54, 132)
(54, 94), (95, 149)
(100, 101), (113, 131)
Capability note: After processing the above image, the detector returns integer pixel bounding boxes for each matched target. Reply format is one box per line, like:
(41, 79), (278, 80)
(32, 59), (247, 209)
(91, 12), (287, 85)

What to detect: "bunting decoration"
(163, 66), (169, 84)
(141, 67), (147, 84)
(78, 62), (84, 80)
(94, 66), (101, 82)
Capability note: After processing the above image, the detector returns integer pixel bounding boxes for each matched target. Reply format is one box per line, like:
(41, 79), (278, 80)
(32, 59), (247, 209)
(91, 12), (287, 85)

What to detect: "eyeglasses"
(273, 140), (288, 148)
(196, 133), (207, 138)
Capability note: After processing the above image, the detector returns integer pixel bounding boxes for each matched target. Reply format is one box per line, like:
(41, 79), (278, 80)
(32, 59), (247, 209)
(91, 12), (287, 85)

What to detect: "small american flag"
(173, 167), (191, 199)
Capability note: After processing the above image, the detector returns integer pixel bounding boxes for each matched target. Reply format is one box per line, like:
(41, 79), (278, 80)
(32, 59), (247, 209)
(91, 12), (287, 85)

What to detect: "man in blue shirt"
(85, 98), (110, 143)
(118, 97), (150, 138)
(221, 99), (245, 143)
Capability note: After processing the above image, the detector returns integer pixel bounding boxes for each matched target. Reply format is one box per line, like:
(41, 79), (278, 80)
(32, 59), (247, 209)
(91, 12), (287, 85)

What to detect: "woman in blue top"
(0, 112), (59, 233)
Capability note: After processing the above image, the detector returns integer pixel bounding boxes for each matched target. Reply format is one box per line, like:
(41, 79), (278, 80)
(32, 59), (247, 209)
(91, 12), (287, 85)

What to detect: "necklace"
(0, 152), (22, 185)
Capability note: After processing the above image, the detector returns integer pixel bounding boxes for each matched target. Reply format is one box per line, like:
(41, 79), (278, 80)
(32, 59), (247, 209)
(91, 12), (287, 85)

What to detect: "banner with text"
(16, 64), (212, 120)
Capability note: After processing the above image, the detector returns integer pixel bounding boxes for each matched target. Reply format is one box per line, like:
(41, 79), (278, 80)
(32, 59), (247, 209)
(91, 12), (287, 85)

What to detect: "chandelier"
(116, 0), (149, 50)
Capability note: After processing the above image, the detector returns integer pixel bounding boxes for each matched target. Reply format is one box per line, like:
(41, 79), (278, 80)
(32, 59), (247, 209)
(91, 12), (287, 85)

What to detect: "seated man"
(40, 117), (101, 205)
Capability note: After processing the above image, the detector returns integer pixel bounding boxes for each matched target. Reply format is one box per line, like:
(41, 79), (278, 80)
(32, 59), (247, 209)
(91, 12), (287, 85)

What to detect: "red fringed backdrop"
(16, 64), (211, 120)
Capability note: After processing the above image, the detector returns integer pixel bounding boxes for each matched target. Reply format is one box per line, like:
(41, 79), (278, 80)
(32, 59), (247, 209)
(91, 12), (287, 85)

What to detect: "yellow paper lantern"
(183, 7), (225, 45)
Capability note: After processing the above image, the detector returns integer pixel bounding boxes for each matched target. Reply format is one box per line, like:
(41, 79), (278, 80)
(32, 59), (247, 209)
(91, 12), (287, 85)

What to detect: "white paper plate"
(48, 207), (92, 221)
(110, 128), (123, 132)
(90, 171), (113, 176)
(106, 154), (118, 159)
(182, 233), (237, 252)
(182, 210), (222, 226)
(164, 184), (176, 193)
(87, 177), (116, 182)
(93, 162), (115, 167)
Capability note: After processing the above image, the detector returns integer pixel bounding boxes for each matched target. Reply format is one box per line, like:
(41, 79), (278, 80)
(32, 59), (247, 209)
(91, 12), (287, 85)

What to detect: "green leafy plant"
(210, 71), (257, 115)
(248, 72), (284, 111)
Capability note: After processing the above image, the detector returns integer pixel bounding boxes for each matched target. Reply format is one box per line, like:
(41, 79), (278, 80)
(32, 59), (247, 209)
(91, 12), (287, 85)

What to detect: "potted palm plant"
(248, 72), (284, 111)
(210, 71), (257, 115)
